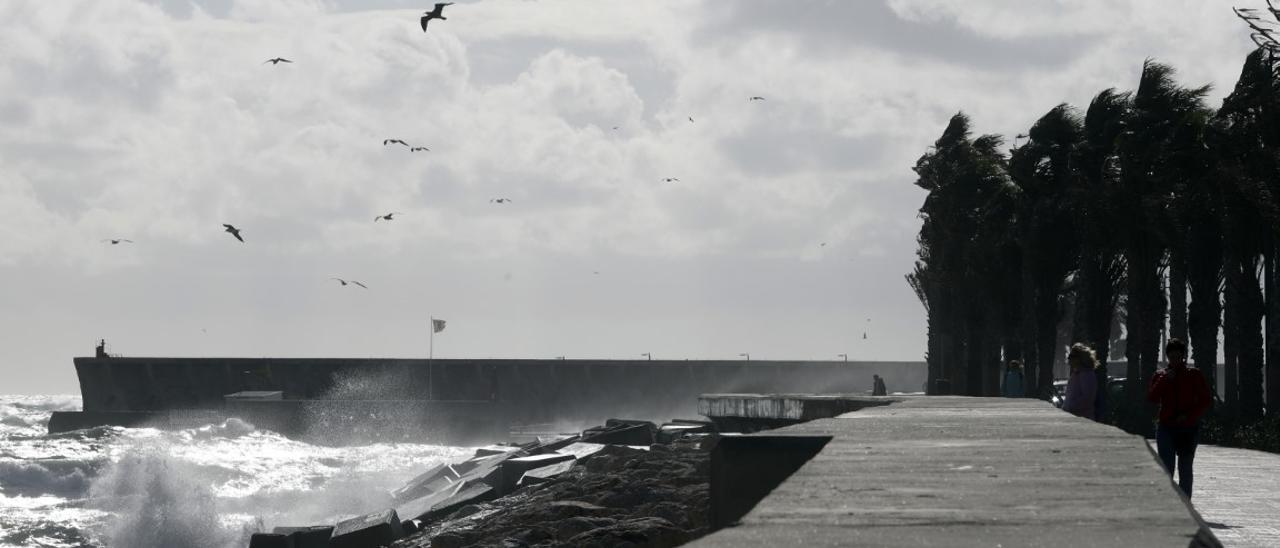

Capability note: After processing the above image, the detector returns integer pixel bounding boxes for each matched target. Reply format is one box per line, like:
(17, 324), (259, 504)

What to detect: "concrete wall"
(72, 357), (926, 426)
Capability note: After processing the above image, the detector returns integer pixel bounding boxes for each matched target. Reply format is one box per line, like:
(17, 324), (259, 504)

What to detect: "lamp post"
(837, 353), (847, 362)
(738, 352), (750, 361)
(641, 353), (651, 361)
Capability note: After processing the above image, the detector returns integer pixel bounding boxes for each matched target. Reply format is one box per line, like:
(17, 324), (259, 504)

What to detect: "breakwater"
(53, 357), (925, 442)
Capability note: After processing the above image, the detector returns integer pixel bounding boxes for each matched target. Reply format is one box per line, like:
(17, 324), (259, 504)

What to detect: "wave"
(0, 458), (102, 498)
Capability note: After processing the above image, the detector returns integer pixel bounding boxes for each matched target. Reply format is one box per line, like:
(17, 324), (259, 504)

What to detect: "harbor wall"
(71, 357), (926, 426)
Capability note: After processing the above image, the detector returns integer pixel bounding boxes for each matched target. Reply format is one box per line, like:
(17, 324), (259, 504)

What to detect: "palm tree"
(1008, 104), (1084, 395)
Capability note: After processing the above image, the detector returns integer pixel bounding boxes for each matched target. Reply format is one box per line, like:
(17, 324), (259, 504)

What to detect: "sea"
(0, 395), (471, 548)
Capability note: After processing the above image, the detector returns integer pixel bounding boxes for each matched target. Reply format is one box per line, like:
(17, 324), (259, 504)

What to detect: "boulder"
(499, 453), (575, 493)
(398, 481), (497, 522)
(529, 434), (581, 454)
(248, 533), (292, 548)
(555, 442), (610, 460)
(473, 444), (525, 458)
(270, 526), (333, 548)
(389, 462), (463, 503)
(518, 459), (577, 487)
(329, 509), (403, 548)
(581, 419), (656, 446)
(656, 423), (714, 444)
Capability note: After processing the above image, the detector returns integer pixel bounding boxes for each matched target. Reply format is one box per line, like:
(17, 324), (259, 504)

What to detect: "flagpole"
(429, 315), (435, 401)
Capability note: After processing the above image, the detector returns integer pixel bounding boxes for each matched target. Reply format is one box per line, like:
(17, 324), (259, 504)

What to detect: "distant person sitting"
(1063, 343), (1098, 420)
(872, 374), (887, 396)
(1148, 338), (1212, 498)
(1001, 360), (1025, 397)
(95, 339), (109, 358)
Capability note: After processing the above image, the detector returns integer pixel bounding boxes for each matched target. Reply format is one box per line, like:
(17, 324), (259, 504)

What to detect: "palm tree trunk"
(1224, 272), (1240, 415)
(1169, 252), (1188, 342)
(1238, 257), (1266, 421)
(1266, 239), (1280, 417)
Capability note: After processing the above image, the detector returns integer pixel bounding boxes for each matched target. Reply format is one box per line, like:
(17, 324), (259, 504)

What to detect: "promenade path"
(1173, 444), (1280, 547)
(691, 395), (1218, 547)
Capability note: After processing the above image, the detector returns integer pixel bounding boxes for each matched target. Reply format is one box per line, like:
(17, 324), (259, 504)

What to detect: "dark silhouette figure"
(264, 58), (292, 65)
(1002, 359), (1025, 397)
(1064, 343), (1098, 420)
(872, 374), (887, 396)
(421, 3), (454, 31)
(662, 177), (680, 182)
(375, 212), (402, 221)
(101, 239), (133, 245)
(749, 96), (765, 101)
(688, 116), (694, 123)
(862, 332), (868, 339)
(1149, 338), (1212, 498)
(410, 146), (430, 152)
(490, 198), (512, 204)
(223, 224), (244, 242)
(95, 339), (109, 358)
(331, 278), (368, 288)
(384, 139), (410, 147)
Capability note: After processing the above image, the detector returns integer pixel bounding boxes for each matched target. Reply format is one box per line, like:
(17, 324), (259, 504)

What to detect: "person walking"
(1148, 338), (1212, 498)
(1063, 343), (1098, 420)
(1001, 360), (1025, 397)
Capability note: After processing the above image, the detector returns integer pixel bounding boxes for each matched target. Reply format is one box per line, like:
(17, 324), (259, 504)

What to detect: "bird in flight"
(331, 278), (368, 289)
(264, 58), (292, 65)
(662, 177), (680, 182)
(688, 116), (695, 123)
(410, 146), (429, 152)
(384, 139), (410, 147)
(101, 238), (134, 245)
(223, 224), (244, 243)
(421, 3), (454, 31)
(490, 198), (512, 204)
(374, 212), (402, 222)
(749, 96), (765, 101)
(820, 242), (827, 247)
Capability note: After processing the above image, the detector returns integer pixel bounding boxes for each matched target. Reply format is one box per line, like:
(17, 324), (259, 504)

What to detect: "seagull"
(374, 212), (402, 222)
(820, 242), (827, 247)
(264, 58), (292, 65)
(101, 239), (134, 245)
(331, 278), (368, 289)
(612, 126), (620, 130)
(688, 116), (694, 123)
(749, 96), (765, 101)
(410, 146), (430, 152)
(384, 139), (410, 147)
(863, 332), (868, 340)
(421, 3), (454, 31)
(490, 198), (512, 204)
(222, 224), (244, 243)
(662, 177), (680, 182)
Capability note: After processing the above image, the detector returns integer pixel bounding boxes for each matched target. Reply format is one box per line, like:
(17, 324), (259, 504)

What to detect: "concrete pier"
(693, 395), (1219, 547)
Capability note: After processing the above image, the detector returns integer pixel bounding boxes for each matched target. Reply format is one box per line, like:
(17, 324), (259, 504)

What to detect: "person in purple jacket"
(1063, 343), (1099, 420)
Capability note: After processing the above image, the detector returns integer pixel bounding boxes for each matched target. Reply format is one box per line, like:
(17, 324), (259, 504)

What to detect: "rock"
(529, 434), (581, 454)
(270, 525), (333, 548)
(518, 459), (577, 486)
(473, 444), (525, 458)
(565, 516), (689, 548)
(656, 423), (714, 444)
(556, 442), (611, 460)
(330, 509), (403, 548)
(389, 462), (463, 503)
(248, 533), (292, 548)
(499, 453), (575, 493)
(581, 420), (657, 446)
(580, 444), (648, 473)
(549, 516), (619, 539)
(400, 519), (419, 535)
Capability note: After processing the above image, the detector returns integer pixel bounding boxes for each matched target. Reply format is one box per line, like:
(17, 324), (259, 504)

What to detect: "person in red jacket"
(1147, 338), (1212, 498)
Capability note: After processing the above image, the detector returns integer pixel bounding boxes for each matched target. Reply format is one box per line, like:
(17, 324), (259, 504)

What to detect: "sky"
(0, 0), (1259, 393)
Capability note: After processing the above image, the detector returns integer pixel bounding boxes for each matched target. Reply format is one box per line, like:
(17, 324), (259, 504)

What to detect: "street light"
(738, 352), (750, 361)
(641, 353), (651, 361)
(837, 353), (847, 362)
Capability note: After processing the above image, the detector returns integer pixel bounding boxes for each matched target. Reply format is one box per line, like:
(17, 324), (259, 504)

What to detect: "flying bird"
(688, 116), (694, 123)
(331, 278), (368, 289)
(421, 3), (454, 31)
(820, 242), (827, 247)
(264, 58), (292, 65)
(749, 96), (765, 101)
(223, 224), (244, 243)
(662, 177), (680, 182)
(384, 139), (410, 147)
(101, 239), (134, 245)
(375, 212), (402, 221)
(490, 198), (512, 204)
(410, 146), (430, 152)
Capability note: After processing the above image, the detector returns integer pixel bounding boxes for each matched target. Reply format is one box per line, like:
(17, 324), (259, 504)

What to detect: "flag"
(432, 318), (447, 333)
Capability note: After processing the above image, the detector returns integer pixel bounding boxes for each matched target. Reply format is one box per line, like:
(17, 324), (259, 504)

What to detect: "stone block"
(518, 459), (577, 486)
(529, 434), (581, 454)
(709, 435), (831, 528)
(248, 533), (292, 548)
(389, 462), (466, 503)
(657, 422), (715, 444)
(499, 453), (575, 492)
(270, 526), (333, 548)
(473, 444), (524, 457)
(582, 420), (656, 446)
(330, 509), (403, 548)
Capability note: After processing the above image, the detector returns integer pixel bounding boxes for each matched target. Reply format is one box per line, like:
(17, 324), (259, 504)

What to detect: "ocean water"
(0, 395), (471, 548)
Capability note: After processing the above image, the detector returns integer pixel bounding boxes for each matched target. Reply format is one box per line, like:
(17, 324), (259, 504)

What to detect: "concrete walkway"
(1174, 444), (1280, 547)
(690, 396), (1218, 547)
